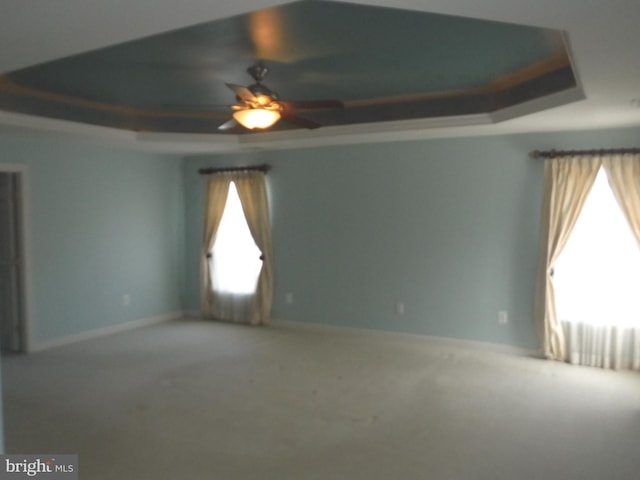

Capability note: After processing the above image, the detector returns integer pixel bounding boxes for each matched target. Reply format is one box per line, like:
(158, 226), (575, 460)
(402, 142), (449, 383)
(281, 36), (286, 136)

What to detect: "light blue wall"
(184, 126), (640, 350)
(0, 133), (185, 345)
(0, 125), (638, 451)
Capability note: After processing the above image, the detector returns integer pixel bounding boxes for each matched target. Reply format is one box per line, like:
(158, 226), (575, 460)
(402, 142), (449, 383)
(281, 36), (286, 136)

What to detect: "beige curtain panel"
(234, 172), (274, 326)
(603, 153), (640, 248)
(563, 321), (640, 370)
(201, 174), (232, 317)
(200, 170), (274, 325)
(535, 155), (601, 361)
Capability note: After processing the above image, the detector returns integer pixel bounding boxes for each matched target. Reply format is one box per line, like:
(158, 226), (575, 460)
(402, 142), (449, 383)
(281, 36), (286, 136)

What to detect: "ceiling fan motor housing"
(248, 83), (279, 102)
(246, 63), (279, 102)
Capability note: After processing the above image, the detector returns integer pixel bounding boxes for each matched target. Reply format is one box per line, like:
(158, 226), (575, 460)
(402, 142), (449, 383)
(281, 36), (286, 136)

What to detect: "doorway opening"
(0, 169), (29, 354)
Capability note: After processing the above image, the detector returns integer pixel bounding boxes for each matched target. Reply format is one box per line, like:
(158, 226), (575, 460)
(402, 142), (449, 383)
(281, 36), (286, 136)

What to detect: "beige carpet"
(3, 318), (640, 479)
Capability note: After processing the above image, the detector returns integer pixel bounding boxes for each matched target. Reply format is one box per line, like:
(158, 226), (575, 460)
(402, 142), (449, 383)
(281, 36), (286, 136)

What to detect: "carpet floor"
(3, 318), (640, 479)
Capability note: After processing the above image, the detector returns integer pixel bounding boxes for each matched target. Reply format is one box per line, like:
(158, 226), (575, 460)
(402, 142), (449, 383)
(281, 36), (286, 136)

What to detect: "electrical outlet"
(123, 294), (131, 307)
(396, 302), (405, 315)
(285, 292), (294, 304)
(498, 310), (508, 325)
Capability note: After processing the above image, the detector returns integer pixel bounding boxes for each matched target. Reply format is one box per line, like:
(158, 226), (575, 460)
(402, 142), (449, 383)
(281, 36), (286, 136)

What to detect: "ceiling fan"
(219, 62), (344, 131)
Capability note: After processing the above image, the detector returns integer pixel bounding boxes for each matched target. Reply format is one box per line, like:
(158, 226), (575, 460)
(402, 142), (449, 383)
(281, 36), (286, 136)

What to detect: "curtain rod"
(529, 148), (640, 159)
(198, 164), (271, 175)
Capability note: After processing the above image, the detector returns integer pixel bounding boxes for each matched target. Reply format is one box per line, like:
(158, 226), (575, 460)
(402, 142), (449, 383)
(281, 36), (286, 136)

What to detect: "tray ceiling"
(0, 0), (579, 136)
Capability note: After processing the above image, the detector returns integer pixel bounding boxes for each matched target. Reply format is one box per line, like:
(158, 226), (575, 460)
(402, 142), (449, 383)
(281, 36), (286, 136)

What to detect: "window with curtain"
(535, 152), (640, 370)
(200, 170), (274, 326)
(209, 181), (263, 296)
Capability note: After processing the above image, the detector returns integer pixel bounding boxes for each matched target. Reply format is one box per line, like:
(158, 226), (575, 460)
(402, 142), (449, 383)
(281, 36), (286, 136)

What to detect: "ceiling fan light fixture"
(233, 108), (281, 129)
(255, 94), (274, 106)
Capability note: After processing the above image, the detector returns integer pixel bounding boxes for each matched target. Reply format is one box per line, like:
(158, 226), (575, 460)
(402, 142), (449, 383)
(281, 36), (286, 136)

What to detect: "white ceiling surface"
(1, 0), (639, 154)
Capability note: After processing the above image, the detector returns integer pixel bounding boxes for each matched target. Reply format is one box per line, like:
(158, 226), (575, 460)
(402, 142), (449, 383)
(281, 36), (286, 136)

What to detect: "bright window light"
(209, 182), (263, 295)
(554, 168), (640, 328)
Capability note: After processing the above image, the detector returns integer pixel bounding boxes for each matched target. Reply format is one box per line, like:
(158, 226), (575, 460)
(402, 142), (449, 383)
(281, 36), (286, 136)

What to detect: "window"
(554, 168), (640, 328)
(209, 181), (263, 295)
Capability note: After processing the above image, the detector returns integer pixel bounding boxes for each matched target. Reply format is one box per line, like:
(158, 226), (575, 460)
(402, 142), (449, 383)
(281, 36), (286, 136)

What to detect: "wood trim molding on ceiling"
(0, 76), (228, 120)
(343, 52), (573, 109)
(0, 50), (575, 132)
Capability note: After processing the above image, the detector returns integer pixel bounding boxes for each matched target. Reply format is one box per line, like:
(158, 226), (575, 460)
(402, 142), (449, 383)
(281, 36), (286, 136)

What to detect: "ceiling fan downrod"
(247, 62), (269, 84)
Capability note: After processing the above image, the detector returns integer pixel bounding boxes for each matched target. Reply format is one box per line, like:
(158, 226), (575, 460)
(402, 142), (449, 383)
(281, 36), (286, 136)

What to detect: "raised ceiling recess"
(0, 0), (580, 135)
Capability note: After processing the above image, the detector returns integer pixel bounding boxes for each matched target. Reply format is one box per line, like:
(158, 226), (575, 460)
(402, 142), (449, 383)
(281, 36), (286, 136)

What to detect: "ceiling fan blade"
(280, 99), (344, 110)
(225, 83), (256, 102)
(281, 112), (322, 129)
(218, 118), (238, 131)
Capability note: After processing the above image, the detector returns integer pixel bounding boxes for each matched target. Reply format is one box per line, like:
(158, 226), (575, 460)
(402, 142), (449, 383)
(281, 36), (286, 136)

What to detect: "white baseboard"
(271, 319), (541, 358)
(30, 311), (184, 352)
(29, 313), (540, 358)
